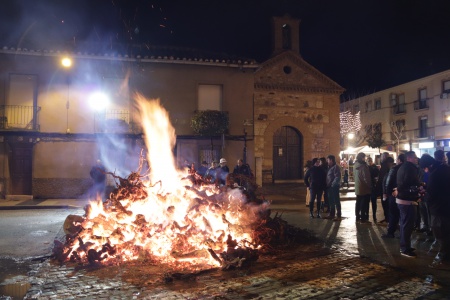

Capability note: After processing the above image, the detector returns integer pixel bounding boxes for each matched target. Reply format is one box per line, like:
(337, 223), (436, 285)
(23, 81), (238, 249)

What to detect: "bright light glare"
(89, 92), (109, 111)
(61, 57), (72, 68)
(348, 132), (355, 139)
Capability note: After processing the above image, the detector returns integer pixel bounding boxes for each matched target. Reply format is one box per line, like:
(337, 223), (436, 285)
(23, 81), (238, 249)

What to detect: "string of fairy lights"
(339, 110), (361, 136)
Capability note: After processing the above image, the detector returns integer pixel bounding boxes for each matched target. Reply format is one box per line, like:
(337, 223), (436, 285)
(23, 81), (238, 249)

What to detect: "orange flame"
(66, 95), (261, 268)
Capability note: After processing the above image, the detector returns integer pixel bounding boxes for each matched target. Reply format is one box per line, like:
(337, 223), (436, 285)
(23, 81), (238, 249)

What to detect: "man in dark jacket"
(304, 158), (327, 218)
(421, 153), (450, 267)
(320, 157), (330, 212)
(382, 154), (405, 238)
(395, 151), (421, 258)
(232, 159), (252, 186)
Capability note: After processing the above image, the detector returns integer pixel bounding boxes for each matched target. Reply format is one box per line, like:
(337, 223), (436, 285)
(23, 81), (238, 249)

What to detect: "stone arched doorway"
(272, 126), (303, 180)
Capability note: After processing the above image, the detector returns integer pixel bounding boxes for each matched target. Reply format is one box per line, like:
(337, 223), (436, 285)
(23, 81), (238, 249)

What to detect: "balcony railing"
(414, 127), (434, 139)
(95, 109), (130, 133)
(0, 105), (40, 130)
(413, 99), (429, 110)
(393, 104), (406, 115)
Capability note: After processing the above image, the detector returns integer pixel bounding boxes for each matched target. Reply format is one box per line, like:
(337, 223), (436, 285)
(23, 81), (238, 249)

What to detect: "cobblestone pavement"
(14, 183), (450, 299)
(24, 245), (450, 299)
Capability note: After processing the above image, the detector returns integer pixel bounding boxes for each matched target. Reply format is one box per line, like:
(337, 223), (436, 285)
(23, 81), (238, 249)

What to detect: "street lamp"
(61, 57), (72, 133)
(89, 91), (110, 132)
(89, 92), (109, 111)
(61, 57), (72, 68)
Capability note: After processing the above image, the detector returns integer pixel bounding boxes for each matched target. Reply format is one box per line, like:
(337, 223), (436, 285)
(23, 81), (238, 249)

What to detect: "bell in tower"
(271, 14), (301, 56)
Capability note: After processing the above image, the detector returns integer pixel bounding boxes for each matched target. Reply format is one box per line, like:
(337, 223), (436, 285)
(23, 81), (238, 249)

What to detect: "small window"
(419, 88), (427, 100)
(353, 104), (359, 114)
(444, 111), (450, 125)
(198, 84), (222, 111)
(283, 65), (292, 74)
(374, 98), (381, 110)
(443, 80), (450, 93)
(391, 94), (398, 105)
(419, 116), (428, 138)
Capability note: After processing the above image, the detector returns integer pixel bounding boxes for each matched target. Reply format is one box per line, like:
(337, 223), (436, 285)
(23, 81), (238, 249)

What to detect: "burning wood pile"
(54, 158), (266, 269)
(52, 96), (312, 272)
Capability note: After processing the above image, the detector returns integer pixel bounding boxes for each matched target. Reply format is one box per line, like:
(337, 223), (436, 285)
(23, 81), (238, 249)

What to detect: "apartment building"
(341, 69), (450, 157)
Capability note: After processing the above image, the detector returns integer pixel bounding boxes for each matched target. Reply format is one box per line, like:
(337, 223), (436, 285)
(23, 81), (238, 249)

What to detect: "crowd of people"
(321, 150), (450, 268)
(187, 157), (254, 188)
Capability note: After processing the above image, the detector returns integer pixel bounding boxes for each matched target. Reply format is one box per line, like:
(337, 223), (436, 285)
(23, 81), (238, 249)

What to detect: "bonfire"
(53, 95), (307, 271)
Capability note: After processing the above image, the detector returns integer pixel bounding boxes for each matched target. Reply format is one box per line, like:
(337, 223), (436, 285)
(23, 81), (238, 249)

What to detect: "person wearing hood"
(354, 152), (372, 223)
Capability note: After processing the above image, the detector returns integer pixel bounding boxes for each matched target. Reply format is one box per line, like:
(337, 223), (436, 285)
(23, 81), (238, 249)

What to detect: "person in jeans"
(353, 152), (372, 223)
(324, 155), (342, 221)
(304, 158), (327, 218)
(395, 151), (421, 258)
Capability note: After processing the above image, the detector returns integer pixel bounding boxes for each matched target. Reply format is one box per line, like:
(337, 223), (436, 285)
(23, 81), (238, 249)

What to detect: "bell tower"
(271, 15), (301, 56)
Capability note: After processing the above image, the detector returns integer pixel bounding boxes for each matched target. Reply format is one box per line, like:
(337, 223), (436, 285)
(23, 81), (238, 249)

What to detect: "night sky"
(2, 0), (450, 98)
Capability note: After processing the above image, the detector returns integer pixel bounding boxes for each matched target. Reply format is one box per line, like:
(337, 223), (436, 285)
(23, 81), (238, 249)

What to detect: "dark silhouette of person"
(304, 158), (327, 218)
(90, 159), (106, 202)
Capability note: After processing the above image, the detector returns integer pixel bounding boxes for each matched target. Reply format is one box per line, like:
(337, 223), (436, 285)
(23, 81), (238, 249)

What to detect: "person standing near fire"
(90, 159), (106, 202)
(205, 161), (219, 183)
(233, 159), (252, 185)
(304, 158), (327, 218)
(217, 158), (229, 185)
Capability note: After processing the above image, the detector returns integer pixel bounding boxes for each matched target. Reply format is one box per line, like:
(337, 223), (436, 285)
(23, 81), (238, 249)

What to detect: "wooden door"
(272, 126), (302, 180)
(9, 142), (33, 195)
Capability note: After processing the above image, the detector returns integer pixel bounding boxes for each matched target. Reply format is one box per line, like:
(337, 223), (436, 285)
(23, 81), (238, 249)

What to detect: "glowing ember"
(56, 95), (267, 269)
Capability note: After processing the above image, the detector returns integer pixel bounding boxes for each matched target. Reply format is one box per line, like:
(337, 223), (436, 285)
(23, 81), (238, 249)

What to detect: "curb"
(0, 205), (83, 210)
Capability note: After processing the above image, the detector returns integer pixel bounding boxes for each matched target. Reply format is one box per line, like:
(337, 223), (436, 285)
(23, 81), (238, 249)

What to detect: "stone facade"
(254, 15), (344, 184)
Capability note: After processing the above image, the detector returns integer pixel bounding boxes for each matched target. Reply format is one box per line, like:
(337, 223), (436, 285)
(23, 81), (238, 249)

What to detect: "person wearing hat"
(217, 158), (229, 185)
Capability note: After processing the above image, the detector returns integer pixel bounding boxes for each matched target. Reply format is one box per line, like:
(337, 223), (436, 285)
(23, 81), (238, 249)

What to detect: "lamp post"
(347, 132), (355, 150)
(243, 128), (247, 164)
(61, 57), (72, 133)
